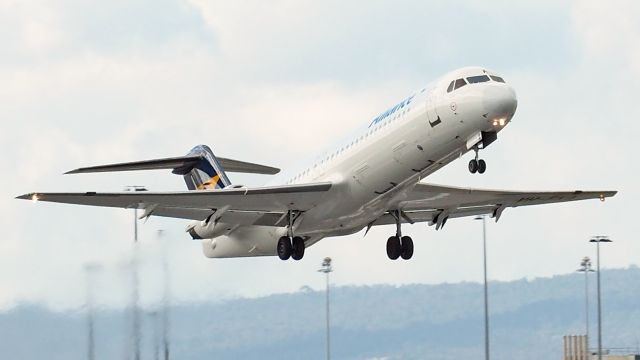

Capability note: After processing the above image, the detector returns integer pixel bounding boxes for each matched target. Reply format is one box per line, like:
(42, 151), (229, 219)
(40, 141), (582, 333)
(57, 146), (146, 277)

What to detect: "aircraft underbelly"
(300, 117), (473, 236)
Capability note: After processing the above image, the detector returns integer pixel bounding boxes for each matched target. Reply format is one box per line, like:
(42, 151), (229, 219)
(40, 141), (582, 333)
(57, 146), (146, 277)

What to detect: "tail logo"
(182, 145), (232, 191)
(197, 175), (225, 190)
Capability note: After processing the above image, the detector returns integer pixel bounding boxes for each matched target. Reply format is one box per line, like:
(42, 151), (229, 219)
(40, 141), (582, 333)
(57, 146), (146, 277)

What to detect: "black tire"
(468, 159), (478, 174)
(291, 236), (305, 260)
(477, 159), (487, 174)
(400, 236), (414, 260)
(277, 236), (292, 260)
(386, 236), (401, 260)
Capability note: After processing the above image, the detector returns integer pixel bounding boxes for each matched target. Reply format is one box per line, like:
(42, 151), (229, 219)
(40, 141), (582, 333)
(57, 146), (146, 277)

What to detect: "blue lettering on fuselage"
(368, 94), (415, 128)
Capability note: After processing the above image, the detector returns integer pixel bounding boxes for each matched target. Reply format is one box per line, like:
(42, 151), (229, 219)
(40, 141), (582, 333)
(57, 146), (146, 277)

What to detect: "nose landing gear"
(468, 148), (487, 174)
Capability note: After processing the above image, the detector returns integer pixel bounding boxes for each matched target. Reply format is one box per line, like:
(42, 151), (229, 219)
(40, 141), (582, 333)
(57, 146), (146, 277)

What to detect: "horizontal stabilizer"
(65, 156), (201, 174)
(216, 157), (280, 175)
(65, 156), (280, 175)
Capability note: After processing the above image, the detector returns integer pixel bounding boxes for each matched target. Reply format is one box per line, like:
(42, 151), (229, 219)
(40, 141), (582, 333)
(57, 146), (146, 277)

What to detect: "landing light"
(31, 194), (39, 203)
(493, 118), (507, 127)
(600, 194), (606, 202)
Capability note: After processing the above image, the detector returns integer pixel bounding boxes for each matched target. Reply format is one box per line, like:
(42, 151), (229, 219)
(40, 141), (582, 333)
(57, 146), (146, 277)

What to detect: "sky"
(0, 0), (638, 311)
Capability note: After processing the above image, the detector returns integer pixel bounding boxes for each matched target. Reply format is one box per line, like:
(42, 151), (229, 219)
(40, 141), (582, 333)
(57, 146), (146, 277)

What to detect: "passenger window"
(446, 81), (455, 93)
(454, 78), (467, 90)
(467, 75), (490, 83)
(490, 75), (505, 83)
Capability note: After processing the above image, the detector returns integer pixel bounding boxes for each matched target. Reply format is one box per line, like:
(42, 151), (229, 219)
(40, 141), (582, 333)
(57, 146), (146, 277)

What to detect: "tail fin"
(172, 145), (231, 190)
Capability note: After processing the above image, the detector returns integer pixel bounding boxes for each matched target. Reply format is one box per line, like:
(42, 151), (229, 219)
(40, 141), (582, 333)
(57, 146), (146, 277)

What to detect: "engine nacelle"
(200, 226), (283, 258)
(187, 219), (227, 240)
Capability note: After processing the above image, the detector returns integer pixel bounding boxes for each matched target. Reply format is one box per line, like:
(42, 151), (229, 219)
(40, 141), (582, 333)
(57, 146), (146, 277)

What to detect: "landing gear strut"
(277, 211), (306, 261)
(386, 210), (414, 260)
(469, 147), (487, 174)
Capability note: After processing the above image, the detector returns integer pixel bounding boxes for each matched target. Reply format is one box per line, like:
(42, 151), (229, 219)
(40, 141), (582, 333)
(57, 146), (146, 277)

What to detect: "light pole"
(157, 229), (170, 360)
(590, 236), (612, 360)
(577, 256), (594, 353)
(84, 263), (101, 360)
(123, 186), (147, 244)
(318, 257), (333, 360)
(149, 311), (160, 360)
(475, 215), (490, 360)
(124, 185), (147, 360)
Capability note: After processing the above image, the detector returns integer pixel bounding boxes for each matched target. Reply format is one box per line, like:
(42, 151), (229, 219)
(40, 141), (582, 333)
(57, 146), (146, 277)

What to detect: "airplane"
(16, 66), (616, 261)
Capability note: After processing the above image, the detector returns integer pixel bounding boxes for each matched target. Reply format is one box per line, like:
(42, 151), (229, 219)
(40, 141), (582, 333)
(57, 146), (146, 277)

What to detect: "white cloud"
(187, 0), (314, 56)
(572, 2), (638, 52)
(571, 0), (640, 76)
(0, 0), (68, 55)
(0, 0), (637, 311)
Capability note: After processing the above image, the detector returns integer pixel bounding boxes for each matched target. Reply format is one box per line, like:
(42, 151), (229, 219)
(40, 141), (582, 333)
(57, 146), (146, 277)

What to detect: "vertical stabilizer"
(172, 145), (231, 190)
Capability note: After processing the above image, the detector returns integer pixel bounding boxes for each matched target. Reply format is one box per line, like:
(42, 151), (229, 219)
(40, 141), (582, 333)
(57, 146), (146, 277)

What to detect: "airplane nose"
(483, 84), (518, 122)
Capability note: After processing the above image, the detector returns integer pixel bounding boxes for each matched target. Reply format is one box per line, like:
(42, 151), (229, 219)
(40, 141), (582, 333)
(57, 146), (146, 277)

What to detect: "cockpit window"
(490, 75), (505, 83)
(467, 75), (490, 84)
(454, 78), (467, 90)
(446, 81), (455, 93)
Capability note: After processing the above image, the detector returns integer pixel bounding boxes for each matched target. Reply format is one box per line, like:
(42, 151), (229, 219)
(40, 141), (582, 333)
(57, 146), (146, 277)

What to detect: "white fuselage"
(202, 67), (518, 258)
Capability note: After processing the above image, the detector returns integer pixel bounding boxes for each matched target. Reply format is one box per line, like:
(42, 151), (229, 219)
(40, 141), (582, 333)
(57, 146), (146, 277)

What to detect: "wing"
(16, 182), (332, 224)
(372, 183), (617, 229)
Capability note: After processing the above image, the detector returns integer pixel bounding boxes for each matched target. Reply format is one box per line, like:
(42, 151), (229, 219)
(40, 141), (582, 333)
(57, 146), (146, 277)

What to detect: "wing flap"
(146, 206), (285, 225)
(372, 205), (497, 226)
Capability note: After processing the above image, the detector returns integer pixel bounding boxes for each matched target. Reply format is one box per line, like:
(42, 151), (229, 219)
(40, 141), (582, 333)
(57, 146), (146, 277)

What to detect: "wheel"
(291, 236), (305, 260)
(277, 236), (292, 260)
(477, 159), (486, 174)
(400, 236), (414, 260)
(468, 159), (478, 174)
(386, 236), (401, 260)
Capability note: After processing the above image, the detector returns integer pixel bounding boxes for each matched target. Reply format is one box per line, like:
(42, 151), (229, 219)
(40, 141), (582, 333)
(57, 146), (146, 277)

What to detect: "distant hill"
(1, 267), (639, 360)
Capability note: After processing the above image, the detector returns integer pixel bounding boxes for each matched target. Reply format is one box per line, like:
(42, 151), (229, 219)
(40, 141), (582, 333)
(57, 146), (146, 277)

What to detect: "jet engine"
(200, 226), (283, 258)
(186, 218), (227, 240)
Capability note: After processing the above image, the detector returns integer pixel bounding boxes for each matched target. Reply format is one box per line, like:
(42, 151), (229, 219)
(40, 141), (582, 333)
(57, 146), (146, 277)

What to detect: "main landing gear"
(386, 210), (414, 260)
(277, 210), (306, 261)
(277, 235), (305, 261)
(468, 147), (487, 174)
